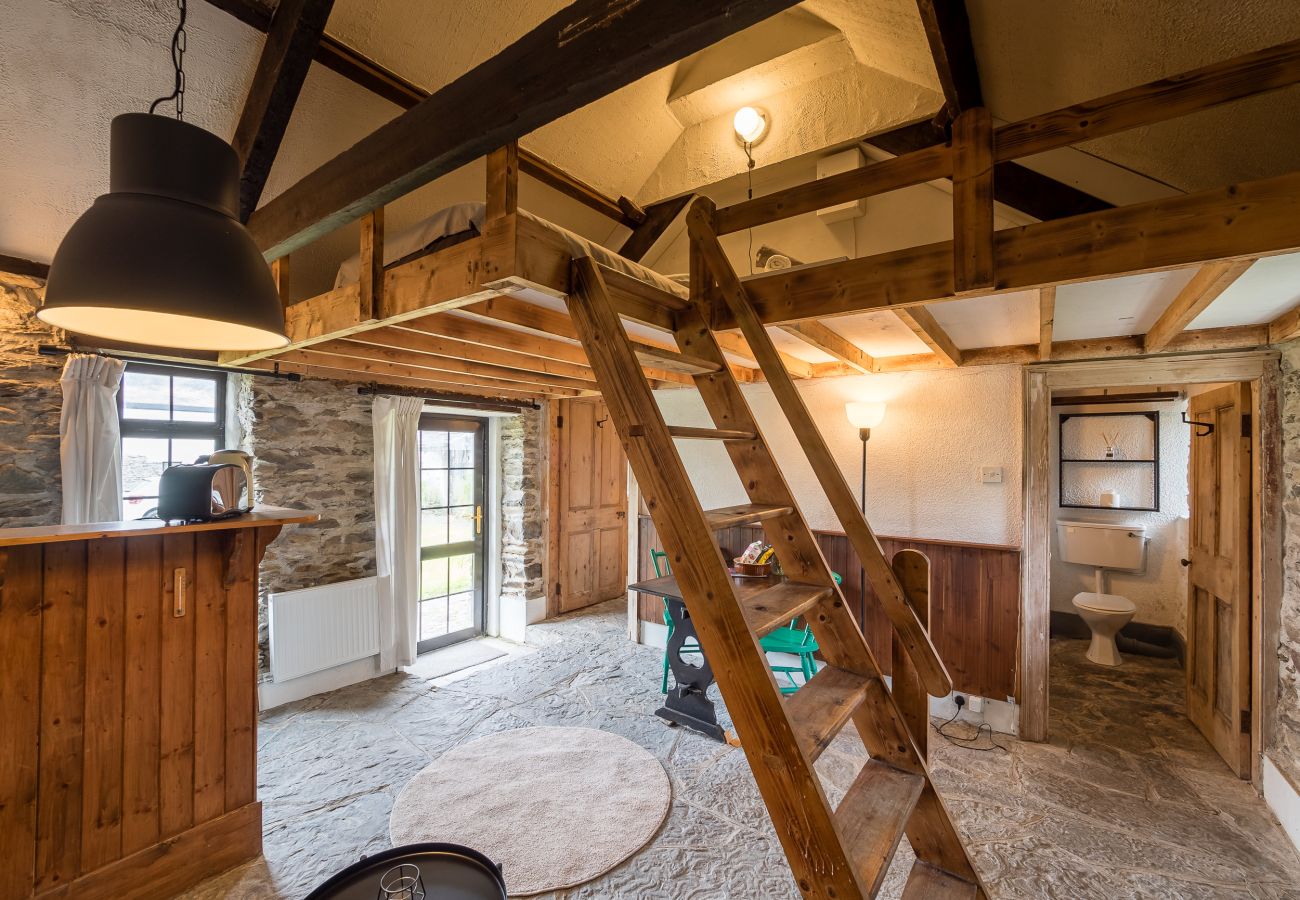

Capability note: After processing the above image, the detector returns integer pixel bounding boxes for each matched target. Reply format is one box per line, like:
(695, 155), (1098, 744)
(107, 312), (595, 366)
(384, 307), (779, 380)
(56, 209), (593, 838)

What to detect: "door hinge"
(1241, 413), (1252, 439)
(556, 415), (563, 428)
(1241, 709), (1251, 735)
(554, 581), (561, 596)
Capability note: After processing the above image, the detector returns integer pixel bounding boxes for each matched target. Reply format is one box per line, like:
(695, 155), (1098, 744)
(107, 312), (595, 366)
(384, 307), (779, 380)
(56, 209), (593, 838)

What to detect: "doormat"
(415, 639), (507, 680)
(389, 726), (671, 896)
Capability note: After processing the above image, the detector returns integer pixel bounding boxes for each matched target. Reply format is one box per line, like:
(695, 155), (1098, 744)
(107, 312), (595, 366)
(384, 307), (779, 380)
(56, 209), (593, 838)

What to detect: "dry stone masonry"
(235, 374), (378, 679)
(500, 405), (547, 615)
(0, 278), (63, 527)
(1276, 341), (1300, 787)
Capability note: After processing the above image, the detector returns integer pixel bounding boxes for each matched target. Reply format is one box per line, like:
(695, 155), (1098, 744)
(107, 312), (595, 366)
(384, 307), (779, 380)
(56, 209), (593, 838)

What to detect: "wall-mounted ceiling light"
(38, 0), (286, 352)
(733, 106), (769, 146)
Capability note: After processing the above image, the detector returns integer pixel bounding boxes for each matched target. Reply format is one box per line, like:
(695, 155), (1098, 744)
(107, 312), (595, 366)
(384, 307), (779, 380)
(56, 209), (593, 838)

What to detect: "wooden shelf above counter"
(0, 507), (316, 900)
(0, 505), (319, 547)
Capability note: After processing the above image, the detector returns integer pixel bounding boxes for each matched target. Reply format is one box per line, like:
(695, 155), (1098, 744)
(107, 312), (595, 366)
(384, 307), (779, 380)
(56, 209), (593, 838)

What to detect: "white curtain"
(373, 395), (423, 669)
(59, 354), (126, 524)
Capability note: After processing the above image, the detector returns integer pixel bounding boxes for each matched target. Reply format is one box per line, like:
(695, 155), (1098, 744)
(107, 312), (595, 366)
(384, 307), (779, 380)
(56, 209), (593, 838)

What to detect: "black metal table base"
(655, 597), (727, 742)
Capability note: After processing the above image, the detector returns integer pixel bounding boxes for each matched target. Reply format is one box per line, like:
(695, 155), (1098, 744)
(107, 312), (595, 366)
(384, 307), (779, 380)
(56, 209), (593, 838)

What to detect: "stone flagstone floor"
(182, 602), (1300, 899)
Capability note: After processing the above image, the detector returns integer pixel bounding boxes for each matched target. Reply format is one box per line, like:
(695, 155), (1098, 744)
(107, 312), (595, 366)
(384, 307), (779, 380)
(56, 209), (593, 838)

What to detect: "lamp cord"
(149, 0), (188, 119)
(744, 141), (756, 275)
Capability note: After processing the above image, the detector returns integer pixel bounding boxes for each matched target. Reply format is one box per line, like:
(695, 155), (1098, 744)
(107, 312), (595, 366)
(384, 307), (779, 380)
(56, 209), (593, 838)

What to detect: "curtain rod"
(38, 344), (302, 381)
(355, 384), (538, 412)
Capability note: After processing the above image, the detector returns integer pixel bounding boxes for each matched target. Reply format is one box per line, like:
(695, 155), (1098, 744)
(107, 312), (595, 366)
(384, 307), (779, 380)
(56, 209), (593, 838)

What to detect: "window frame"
(118, 362), (228, 512)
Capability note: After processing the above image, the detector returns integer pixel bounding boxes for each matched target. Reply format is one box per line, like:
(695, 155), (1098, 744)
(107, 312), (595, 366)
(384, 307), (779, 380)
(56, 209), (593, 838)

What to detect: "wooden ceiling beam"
(454, 296), (759, 383)
(517, 149), (643, 228)
(864, 119), (1111, 222)
(244, 357), (545, 401)
(1267, 302), (1300, 344)
(725, 169), (1300, 329)
(308, 338), (598, 392)
(1038, 286), (1056, 361)
(348, 325), (597, 382)
(231, 0), (336, 221)
(275, 346), (591, 397)
(871, 324), (1269, 373)
(1143, 259), (1255, 352)
(915, 0), (983, 116)
(244, 0), (802, 258)
(994, 38), (1300, 163)
(778, 322), (874, 374)
(0, 253), (48, 288)
(893, 307), (963, 366)
(715, 144), (951, 235)
(208, 1), (648, 230)
(617, 194), (694, 263)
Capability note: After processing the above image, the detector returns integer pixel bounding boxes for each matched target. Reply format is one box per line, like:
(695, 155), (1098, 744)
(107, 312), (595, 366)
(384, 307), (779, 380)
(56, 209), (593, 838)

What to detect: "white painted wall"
(1050, 399), (1191, 633)
(654, 364), (1023, 546)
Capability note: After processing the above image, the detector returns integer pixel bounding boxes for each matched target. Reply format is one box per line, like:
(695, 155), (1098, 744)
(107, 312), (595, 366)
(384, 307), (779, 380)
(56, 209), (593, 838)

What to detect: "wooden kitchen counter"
(0, 507), (318, 899)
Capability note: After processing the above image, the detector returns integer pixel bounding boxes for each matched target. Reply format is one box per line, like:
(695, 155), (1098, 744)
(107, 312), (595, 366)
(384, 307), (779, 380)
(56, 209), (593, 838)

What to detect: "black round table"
(305, 843), (507, 900)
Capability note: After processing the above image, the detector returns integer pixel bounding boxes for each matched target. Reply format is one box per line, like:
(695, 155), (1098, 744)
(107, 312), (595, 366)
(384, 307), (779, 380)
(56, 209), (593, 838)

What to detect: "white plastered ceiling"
(2, 0), (1299, 356)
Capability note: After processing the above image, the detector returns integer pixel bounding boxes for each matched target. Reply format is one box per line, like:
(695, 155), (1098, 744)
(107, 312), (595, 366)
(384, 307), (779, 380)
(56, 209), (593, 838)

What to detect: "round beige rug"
(389, 726), (671, 896)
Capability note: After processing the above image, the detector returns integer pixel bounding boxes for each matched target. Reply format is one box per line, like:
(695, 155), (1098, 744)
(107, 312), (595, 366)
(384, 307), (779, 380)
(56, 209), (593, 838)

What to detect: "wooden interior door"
(553, 397), (628, 613)
(1186, 383), (1253, 778)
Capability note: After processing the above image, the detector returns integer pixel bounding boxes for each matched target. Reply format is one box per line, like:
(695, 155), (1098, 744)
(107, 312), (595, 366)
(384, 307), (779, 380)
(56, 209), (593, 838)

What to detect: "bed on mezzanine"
(220, 145), (708, 399)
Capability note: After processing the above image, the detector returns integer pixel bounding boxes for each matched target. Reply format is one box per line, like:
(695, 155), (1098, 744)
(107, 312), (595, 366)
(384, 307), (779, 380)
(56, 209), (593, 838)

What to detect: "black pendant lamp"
(38, 0), (287, 352)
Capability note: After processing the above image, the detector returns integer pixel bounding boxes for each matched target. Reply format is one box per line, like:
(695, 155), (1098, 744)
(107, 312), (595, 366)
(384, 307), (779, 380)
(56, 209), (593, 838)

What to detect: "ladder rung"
(784, 665), (874, 762)
(836, 760), (925, 897)
(703, 503), (793, 530)
(742, 582), (832, 637)
(631, 342), (722, 376)
(628, 424), (757, 441)
(902, 862), (979, 900)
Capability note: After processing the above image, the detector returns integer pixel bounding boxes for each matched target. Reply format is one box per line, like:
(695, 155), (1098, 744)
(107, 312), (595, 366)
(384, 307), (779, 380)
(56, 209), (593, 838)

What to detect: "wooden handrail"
(714, 144), (950, 235)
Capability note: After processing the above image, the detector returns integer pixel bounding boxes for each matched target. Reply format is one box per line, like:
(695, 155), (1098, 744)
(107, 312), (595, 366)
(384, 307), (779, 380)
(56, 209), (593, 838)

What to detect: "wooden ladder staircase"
(564, 196), (988, 900)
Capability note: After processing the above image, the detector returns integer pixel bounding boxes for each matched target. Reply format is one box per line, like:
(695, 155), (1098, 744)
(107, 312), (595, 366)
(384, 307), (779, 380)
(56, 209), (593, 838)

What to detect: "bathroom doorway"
(1021, 353), (1280, 786)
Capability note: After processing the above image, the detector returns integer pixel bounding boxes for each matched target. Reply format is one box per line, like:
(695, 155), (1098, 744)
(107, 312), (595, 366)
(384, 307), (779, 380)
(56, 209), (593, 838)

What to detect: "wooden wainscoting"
(636, 517), (1021, 701)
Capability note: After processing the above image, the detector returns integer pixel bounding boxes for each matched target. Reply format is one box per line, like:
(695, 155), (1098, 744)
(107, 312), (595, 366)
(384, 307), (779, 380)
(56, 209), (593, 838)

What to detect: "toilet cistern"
(1056, 520), (1148, 666)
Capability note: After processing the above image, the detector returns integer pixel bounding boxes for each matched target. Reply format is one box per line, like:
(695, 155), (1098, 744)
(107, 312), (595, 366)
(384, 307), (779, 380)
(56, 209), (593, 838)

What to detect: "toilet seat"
(1072, 591), (1136, 614)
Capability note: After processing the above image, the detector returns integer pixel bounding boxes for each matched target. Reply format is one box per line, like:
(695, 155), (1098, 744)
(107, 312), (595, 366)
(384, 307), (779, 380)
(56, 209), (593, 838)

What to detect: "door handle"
(457, 506), (484, 534)
(616, 510), (626, 519)
(1181, 558), (1191, 567)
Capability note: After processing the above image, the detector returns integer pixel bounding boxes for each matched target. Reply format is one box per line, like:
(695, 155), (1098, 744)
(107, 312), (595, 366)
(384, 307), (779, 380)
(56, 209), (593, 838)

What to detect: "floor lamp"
(845, 402), (886, 617)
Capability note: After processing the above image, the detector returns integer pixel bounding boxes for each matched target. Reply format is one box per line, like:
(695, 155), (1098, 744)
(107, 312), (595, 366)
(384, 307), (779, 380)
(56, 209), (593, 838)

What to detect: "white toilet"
(1055, 521), (1147, 666)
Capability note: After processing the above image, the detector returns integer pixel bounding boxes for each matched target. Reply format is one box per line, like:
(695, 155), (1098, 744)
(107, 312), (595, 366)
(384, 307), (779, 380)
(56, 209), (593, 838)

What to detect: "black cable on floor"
(935, 709), (1011, 753)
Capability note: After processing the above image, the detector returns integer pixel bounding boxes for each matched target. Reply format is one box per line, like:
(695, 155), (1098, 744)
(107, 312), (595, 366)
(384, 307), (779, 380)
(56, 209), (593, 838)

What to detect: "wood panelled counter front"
(0, 507), (316, 900)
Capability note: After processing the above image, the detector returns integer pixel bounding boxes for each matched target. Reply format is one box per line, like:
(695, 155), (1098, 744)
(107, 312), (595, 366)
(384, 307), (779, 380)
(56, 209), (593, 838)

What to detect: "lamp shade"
(733, 106), (768, 144)
(845, 401), (886, 430)
(38, 113), (288, 352)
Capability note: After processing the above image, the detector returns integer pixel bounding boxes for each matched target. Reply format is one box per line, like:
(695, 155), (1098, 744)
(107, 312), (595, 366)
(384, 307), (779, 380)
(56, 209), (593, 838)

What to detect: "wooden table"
(630, 571), (782, 744)
(0, 507), (316, 900)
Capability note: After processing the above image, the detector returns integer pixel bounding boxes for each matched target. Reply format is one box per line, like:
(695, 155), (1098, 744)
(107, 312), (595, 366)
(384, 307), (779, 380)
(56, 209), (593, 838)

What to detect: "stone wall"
(0, 278), (63, 527)
(234, 375), (377, 678)
(1274, 341), (1300, 786)
(500, 405), (548, 614)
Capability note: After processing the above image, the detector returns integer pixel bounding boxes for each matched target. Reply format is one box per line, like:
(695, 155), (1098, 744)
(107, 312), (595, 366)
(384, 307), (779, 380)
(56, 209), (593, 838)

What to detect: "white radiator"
(269, 577), (381, 682)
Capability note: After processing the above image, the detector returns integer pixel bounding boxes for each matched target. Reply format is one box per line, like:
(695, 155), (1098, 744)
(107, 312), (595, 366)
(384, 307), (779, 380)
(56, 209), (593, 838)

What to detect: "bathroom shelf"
(1058, 411), (1160, 511)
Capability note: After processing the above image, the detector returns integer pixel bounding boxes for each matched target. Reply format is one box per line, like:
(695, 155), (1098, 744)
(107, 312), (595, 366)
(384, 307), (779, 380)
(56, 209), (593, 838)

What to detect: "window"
(119, 363), (227, 519)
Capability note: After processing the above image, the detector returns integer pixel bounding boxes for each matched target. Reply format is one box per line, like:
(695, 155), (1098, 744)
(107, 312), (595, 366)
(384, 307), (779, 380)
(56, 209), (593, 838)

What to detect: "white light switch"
(981, 467), (1003, 484)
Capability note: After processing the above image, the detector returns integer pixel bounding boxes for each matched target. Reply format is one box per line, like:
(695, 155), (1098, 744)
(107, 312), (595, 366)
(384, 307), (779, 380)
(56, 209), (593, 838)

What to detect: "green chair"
(653, 548), (836, 695)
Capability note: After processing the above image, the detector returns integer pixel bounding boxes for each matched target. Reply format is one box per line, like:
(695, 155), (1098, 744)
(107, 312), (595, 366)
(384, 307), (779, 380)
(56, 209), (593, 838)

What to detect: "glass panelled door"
(417, 415), (487, 653)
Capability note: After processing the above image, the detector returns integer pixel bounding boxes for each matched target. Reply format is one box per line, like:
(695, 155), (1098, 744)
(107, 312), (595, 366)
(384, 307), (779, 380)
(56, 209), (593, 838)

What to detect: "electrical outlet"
(967, 696), (985, 713)
(981, 466), (1003, 484)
